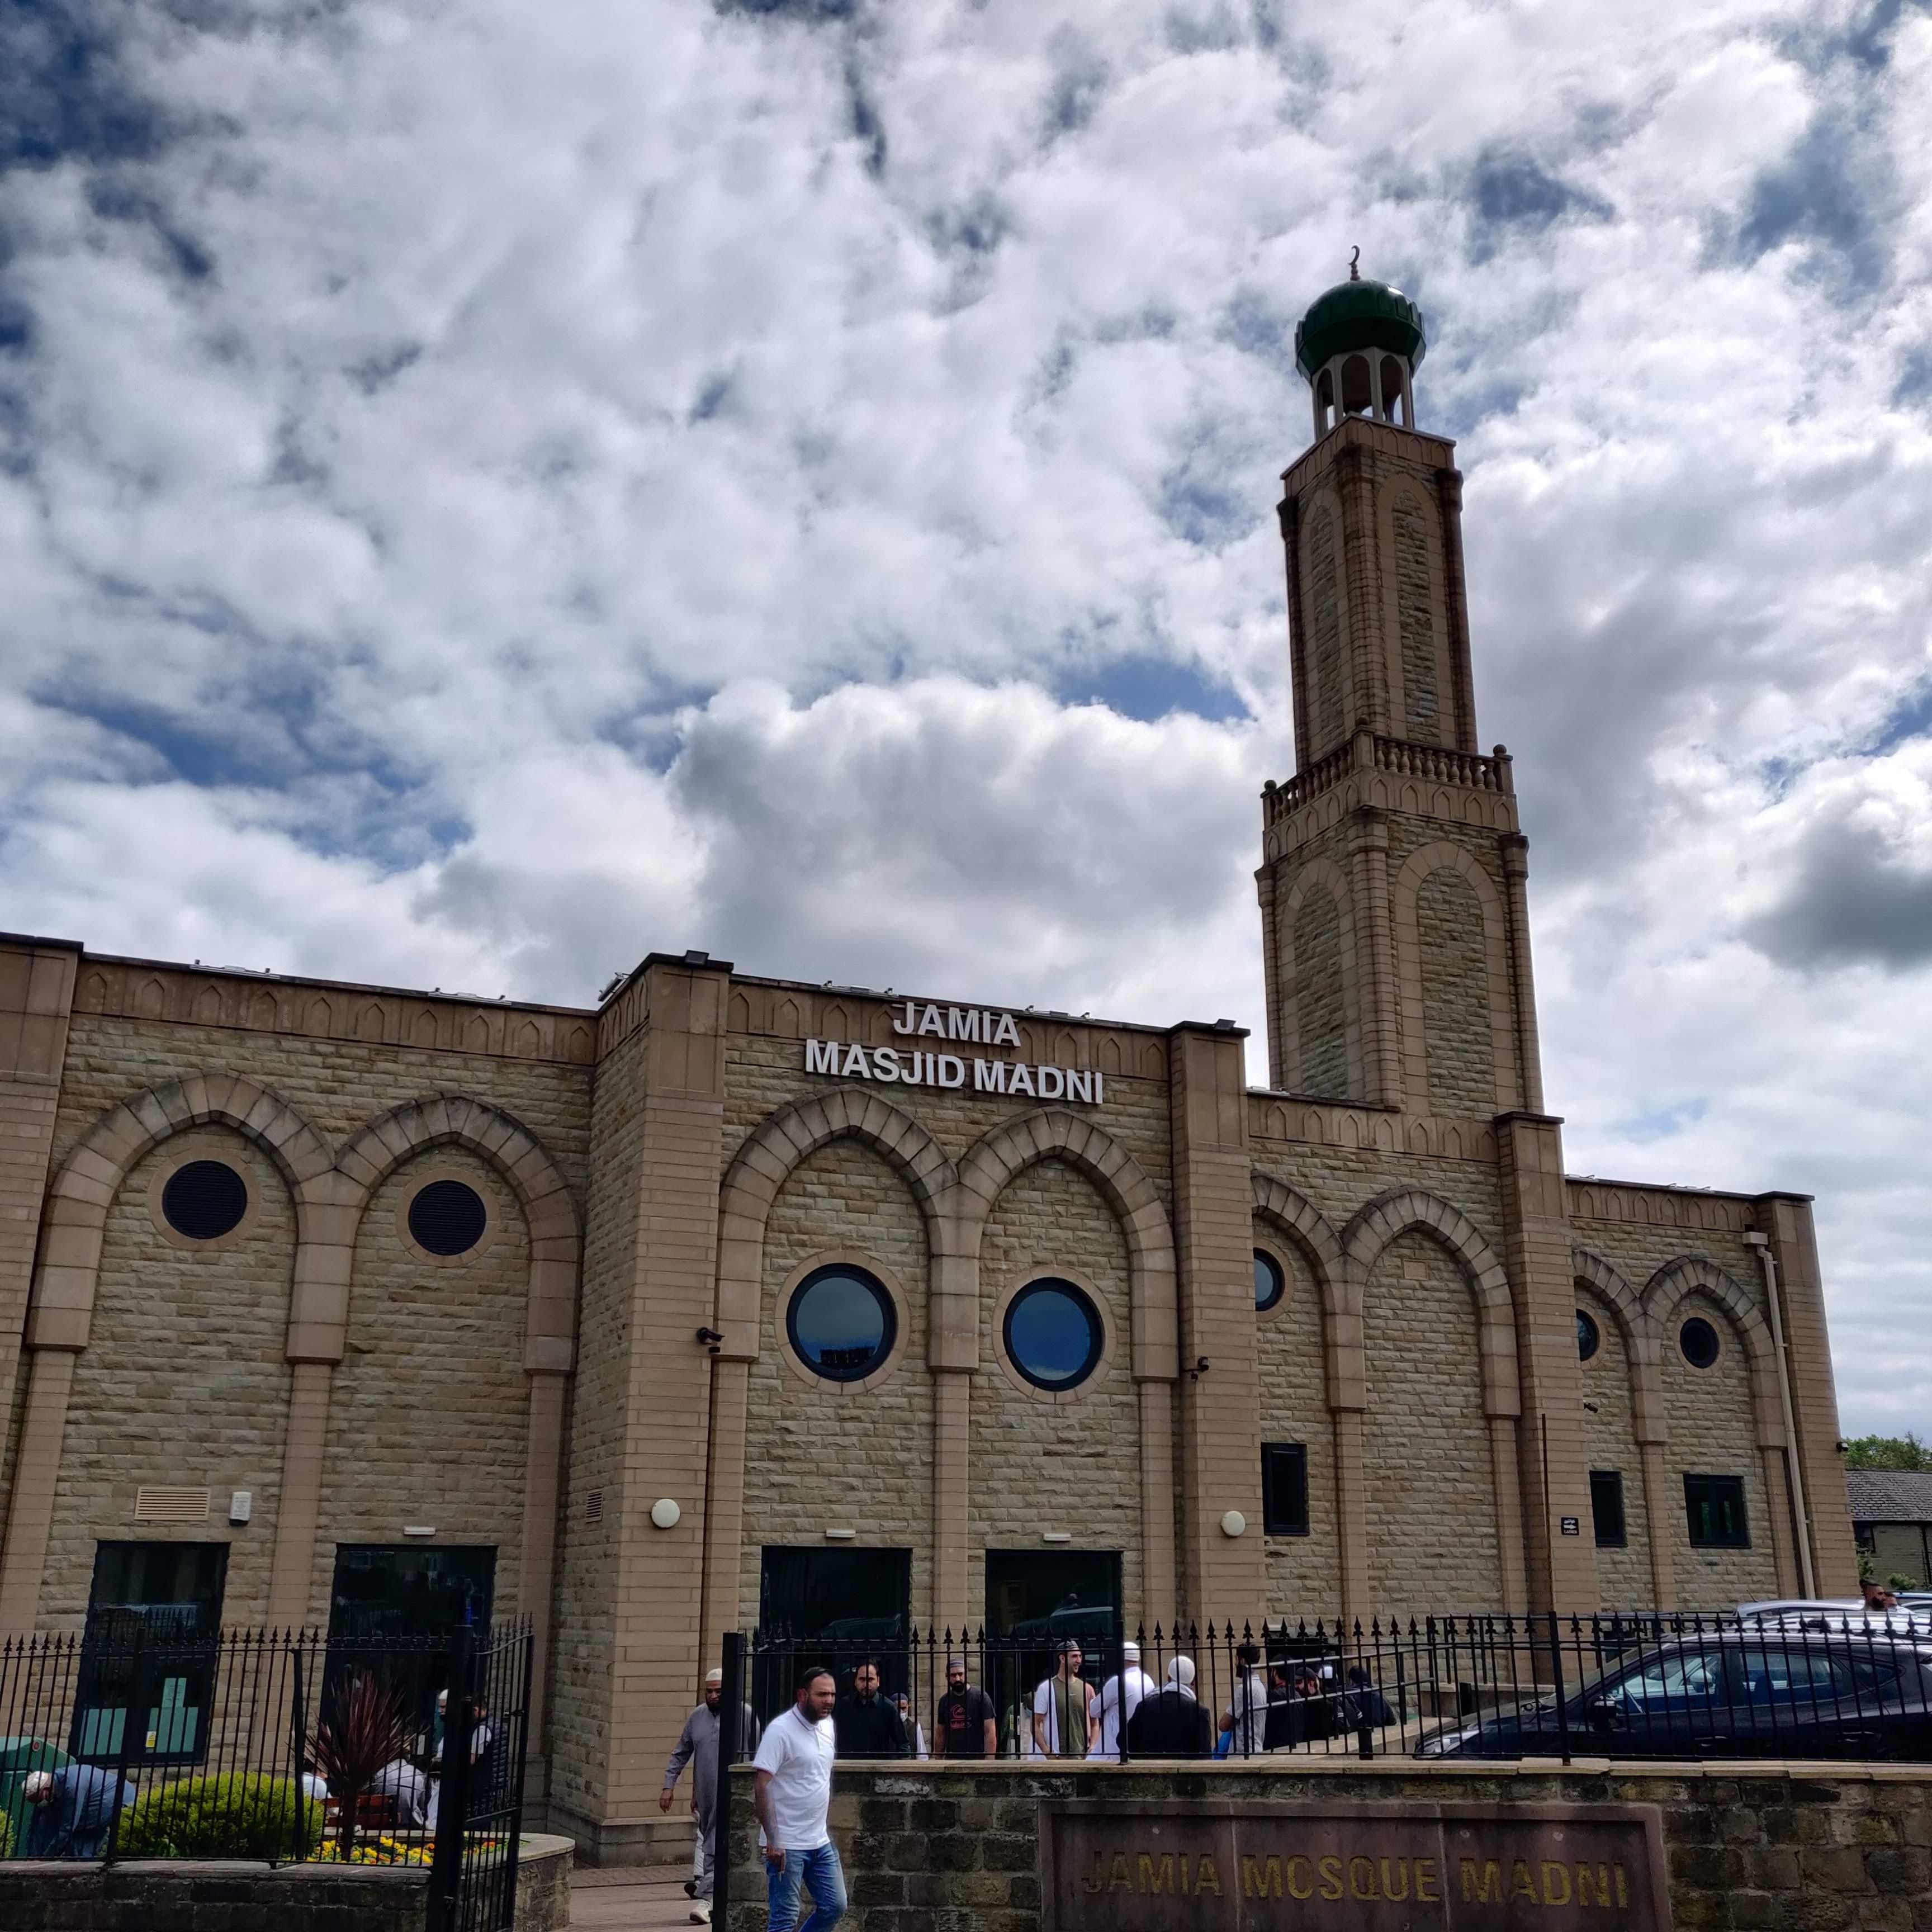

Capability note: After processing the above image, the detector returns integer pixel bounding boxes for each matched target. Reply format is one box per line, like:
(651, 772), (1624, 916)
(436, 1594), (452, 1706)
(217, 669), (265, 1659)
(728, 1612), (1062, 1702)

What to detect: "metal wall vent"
(585, 1489), (604, 1524)
(134, 1486), (211, 1523)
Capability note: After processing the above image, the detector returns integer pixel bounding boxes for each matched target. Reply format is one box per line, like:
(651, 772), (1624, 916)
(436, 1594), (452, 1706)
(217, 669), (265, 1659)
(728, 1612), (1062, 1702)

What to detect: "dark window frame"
(1576, 1308), (1600, 1361)
(1684, 1472), (1750, 1549)
(1261, 1442), (1310, 1537)
(1589, 1469), (1627, 1548)
(1002, 1277), (1104, 1393)
(786, 1263), (898, 1384)
(1254, 1248), (1286, 1313)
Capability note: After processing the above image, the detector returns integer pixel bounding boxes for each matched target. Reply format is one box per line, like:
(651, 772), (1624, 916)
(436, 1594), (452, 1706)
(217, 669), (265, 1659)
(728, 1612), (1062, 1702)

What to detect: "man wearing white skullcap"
(1095, 1640), (1154, 1760)
(663, 1666), (760, 1922)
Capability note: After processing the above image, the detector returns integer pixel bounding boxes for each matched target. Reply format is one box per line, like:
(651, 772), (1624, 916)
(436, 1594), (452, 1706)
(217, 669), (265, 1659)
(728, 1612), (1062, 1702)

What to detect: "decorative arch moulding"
(69, 956), (596, 1066)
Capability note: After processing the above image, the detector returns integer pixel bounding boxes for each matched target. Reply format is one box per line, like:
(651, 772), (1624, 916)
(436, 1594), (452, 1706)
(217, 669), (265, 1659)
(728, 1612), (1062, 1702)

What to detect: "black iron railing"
(720, 1608), (1932, 1770)
(0, 1618), (530, 1917)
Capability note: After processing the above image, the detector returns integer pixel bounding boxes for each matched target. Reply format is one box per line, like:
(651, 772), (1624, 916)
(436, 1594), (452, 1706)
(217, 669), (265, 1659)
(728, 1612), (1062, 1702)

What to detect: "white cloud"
(2, 0), (1930, 1431)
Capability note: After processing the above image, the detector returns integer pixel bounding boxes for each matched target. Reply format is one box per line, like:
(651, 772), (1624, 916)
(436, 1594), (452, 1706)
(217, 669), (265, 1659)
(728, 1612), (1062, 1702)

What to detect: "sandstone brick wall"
(973, 1157), (1142, 1625)
(1576, 1285), (1652, 1608)
(1291, 888), (1349, 1100)
(740, 1136), (934, 1625)
(43, 1124), (294, 1625)
(729, 1762), (1932, 1932)
(1363, 1231), (1502, 1614)
(1302, 498), (1346, 757)
(1415, 869), (1493, 1116)
(1252, 1228), (1339, 1618)
(309, 1143), (531, 1620)
(1393, 489), (1441, 742)
(1251, 1140), (1505, 1267)
(549, 1016), (648, 1834)
(1663, 1291), (1778, 1604)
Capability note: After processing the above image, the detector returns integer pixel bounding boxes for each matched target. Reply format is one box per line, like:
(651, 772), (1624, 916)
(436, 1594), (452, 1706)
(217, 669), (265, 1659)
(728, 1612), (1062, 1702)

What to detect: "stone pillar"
(1347, 805), (1403, 1107)
(1494, 1112), (1597, 1611)
(1166, 1024), (1265, 1626)
(1137, 1381), (1176, 1627)
(1330, 1409), (1368, 1630)
(266, 1360), (334, 1626)
(1638, 1440), (1677, 1611)
(560, 955), (731, 1865)
(931, 1370), (971, 1630)
(1498, 836), (1546, 1115)
(1753, 1194), (1857, 1594)
(0, 1347), (77, 1633)
(0, 934), (78, 1528)
(520, 1367), (570, 1777)
(1489, 1416), (1528, 1616)
(1760, 1446), (1800, 1598)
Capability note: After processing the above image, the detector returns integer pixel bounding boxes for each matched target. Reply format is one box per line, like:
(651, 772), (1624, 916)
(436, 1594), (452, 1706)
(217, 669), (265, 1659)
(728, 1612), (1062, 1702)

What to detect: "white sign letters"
(803, 1002), (1105, 1106)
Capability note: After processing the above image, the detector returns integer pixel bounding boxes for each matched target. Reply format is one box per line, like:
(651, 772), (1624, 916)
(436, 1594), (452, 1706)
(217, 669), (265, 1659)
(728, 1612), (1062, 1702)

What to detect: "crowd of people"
(660, 1638), (1398, 1932)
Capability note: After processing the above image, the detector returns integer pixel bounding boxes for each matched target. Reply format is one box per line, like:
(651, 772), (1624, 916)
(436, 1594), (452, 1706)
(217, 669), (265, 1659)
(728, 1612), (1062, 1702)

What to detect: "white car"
(1737, 1597), (1932, 1637)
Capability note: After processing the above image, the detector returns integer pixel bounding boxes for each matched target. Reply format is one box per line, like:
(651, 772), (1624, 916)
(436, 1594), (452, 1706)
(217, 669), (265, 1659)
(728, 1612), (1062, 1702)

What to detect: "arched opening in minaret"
(1340, 355), (1372, 416)
(1313, 367), (1336, 436)
(1379, 356), (1409, 426)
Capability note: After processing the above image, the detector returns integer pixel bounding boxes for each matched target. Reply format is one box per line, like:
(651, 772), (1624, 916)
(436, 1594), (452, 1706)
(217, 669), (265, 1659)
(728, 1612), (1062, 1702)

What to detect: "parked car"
(1415, 1630), (1932, 1760)
(1738, 1598), (1932, 1638)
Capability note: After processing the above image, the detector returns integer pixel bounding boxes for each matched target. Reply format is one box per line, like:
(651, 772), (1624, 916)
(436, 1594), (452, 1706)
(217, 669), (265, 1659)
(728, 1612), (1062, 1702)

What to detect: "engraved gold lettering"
(1196, 1857), (1223, 1897)
(1243, 1858), (1283, 1900)
(1108, 1854), (1132, 1892)
(1578, 1864), (1611, 1907)
(1319, 1856), (1344, 1901)
(1616, 1864), (1628, 1908)
(1288, 1857), (1315, 1900)
(1415, 1858), (1440, 1903)
(1543, 1863), (1573, 1906)
(1082, 1853), (1104, 1895)
(1349, 1857), (1379, 1900)
(1382, 1859), (1410, 1902)
(1140, 1855), (1175, 1895)
(1462, 1859), (1503, 1903)
(1512, 1859), (1540, 1903)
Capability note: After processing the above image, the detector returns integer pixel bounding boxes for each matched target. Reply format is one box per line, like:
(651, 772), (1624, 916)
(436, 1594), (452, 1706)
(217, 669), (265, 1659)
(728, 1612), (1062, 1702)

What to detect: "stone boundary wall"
(0, 1834), (571, 1932)
(724, 1760), (1932, 1932)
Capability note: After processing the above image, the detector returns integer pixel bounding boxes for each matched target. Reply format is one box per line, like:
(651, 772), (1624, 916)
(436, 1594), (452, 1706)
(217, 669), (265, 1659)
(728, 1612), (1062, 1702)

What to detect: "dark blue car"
(1417, 1631), (1932, 1760)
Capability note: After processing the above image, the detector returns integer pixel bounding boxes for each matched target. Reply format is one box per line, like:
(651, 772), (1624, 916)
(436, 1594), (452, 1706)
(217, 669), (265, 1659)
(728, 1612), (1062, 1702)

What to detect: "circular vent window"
(1680, 1315), (1720, 1369)
(1254, 1250), (1286, 1313)
(160, 1160), (249, 1242)
(408, 1179), (488, 1258)
(1576, 1309), (1600, 1361)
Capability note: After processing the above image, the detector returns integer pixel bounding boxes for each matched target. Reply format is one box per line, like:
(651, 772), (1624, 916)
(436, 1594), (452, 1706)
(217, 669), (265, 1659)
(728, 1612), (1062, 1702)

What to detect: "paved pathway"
(570, 1865), (709, 1930)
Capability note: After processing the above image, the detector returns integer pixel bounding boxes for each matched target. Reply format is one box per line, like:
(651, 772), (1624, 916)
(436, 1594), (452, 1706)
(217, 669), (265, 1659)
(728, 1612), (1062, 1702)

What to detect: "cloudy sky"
(3, 0), (1929, 1431)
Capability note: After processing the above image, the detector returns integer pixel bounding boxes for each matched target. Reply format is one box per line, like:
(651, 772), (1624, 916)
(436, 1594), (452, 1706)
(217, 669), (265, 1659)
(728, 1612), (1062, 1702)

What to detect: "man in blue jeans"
(752, 1664), (845, 1932)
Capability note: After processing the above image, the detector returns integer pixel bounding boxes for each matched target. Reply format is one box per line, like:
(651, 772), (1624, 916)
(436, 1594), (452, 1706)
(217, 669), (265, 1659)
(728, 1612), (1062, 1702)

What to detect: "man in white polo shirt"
(753, 1663), (845, 1932)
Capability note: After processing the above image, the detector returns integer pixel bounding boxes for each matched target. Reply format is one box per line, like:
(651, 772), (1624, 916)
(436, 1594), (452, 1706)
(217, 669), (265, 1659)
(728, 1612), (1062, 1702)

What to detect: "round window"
(1576, 1309), (1600, 1362)
(787, 1266), (896, 1382)
(1680, 1316), (1720, 1369)
(1254, 1250), (1286, 1313)
(408, 1179), (488, 1258)
(160, 1160), (249, 1242)
(1003, 1278), (1104, 1392)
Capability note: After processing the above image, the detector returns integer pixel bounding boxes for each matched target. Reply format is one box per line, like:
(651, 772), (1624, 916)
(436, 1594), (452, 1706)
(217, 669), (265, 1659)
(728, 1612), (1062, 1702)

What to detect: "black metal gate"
(424, 1620), (534, 1932)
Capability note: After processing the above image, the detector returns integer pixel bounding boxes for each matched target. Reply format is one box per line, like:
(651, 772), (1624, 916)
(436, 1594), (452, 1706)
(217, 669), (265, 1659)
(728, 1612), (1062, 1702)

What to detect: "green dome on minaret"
(1293, 258), (1427, 382)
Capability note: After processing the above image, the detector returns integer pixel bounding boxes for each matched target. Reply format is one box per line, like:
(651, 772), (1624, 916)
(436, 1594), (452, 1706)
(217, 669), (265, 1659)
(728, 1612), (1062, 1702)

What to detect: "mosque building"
(0, 271), (1855, 1859)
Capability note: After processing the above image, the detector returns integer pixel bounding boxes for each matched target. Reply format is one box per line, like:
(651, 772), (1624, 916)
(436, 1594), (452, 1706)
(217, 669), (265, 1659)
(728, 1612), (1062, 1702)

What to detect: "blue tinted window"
(1577, 1309), (1600, 1361)
(1254, 1250), (1285, 1313)
(787, 1266), (896, 1382)
(1003, 1279), (1102, 1391)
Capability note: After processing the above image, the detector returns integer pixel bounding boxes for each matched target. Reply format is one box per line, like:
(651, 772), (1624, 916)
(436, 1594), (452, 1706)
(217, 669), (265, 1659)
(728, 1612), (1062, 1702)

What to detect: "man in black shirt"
(1124, 1656), (1213, 1758)
(833, 1659), (908, 1756)
(934, 1657), (996, 1758)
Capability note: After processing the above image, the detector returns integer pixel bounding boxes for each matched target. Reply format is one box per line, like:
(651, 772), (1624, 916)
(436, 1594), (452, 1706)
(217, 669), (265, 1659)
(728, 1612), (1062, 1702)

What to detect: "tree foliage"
(1844, 1433), (1932, 1470)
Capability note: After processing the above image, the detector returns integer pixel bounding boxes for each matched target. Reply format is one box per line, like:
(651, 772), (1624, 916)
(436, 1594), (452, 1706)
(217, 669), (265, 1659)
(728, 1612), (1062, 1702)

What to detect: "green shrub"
(115, 1772), (321, 1860)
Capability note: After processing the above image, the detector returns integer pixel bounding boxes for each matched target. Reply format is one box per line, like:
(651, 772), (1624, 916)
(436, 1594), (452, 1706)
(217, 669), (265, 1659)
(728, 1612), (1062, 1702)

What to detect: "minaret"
(1257, 262), (1544, 1119)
